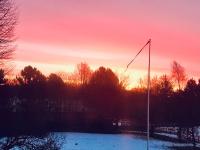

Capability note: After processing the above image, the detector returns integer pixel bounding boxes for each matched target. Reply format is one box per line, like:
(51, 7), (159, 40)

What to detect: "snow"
(155, 132), (178, 138)
(57, 132), (191, 150)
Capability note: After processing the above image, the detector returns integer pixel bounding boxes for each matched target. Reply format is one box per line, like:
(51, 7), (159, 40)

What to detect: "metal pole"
(124, 39), (151, 150)
(147, 39), (151, 150)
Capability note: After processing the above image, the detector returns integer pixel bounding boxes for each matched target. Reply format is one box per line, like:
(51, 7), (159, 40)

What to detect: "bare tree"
(150, 75), (160, 95)
(158, 74), (173, 97)
(76, 62), (92, 85)
(0, 0), (17, 66)
(0, 134), (64, 150)
(136, 76), (149, 90)
(119, 73), (129, 89)
(171, 61), (187, 90)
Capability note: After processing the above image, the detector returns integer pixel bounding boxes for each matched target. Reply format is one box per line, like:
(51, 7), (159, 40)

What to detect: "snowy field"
(58, 132), (193, 150)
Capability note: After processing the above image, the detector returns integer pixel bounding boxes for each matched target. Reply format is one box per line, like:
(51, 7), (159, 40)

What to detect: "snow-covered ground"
(155, 132), (178, 139)
(58, 132), (193, 150)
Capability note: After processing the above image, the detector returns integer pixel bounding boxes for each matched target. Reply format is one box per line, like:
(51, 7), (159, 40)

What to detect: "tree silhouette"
(18, 65), (46, 85)
(17, 66), (47, 111)
(89, 67), (119, 89)
(171, 61), (187, 90)
(158, 75), (173, 98)
(46, 73), (65, 111)
(48, 73), (64, 88)
(184, 79), (197, 94)
(76, 62), (92, 85)
(0, 0), (17, 66)
(0, 69), (6, 85)
(85, 67), (122, 116)
(182, 79), (199, 147)
(119, 74), (129, 89)
(151, 76), (161, 95)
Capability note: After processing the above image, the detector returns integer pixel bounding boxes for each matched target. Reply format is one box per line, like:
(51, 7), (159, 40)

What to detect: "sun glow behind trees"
(9, 60), (184, 90)
(12, 40), (169, 89)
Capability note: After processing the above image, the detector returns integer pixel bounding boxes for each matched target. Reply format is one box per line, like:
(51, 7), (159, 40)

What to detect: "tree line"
(0, 61), (200, 132)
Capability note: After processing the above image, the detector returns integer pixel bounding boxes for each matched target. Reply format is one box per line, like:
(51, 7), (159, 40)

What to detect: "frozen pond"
(58, 132), (190, 150)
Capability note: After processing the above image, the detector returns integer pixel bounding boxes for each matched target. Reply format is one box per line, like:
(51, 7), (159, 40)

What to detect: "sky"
(14, 0), (200, 88)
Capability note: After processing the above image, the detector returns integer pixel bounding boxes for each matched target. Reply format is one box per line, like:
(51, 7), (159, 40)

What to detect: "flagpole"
(147, 39), (151, 150)
(124, 39), (151, 150)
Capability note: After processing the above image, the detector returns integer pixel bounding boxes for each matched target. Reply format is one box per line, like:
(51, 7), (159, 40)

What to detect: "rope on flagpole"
(125, 39), (151, 72)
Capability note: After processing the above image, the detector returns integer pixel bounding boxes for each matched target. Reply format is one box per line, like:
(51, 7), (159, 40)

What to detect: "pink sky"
(14, 0), (200, 87)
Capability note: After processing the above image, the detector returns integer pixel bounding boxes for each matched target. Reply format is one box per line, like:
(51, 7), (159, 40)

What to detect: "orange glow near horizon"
(13, 0), (200, 88)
